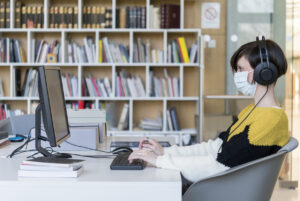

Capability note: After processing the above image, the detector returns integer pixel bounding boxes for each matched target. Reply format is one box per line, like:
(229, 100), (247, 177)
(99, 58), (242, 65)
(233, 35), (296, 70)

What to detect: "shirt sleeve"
(163, 137), (223, 157)
(156, 153), (229, 183)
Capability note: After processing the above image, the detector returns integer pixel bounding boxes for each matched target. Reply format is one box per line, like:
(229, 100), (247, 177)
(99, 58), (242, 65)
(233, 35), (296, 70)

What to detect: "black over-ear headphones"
(254, 36), (278, 85)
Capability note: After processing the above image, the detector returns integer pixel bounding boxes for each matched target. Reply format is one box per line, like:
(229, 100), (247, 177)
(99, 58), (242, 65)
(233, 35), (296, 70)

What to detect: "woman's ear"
(248, 70), (255, 84)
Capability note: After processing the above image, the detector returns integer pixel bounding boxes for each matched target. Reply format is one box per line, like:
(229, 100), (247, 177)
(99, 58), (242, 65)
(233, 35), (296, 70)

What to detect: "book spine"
(74, 6), (78, 28)
(32, 6), (36, 28)
(5, 1), (10, 28)
(82, 6), (86, 28)
(0, 2), (5, 28)
(96, 7), (101, 28)
(59, 6), (64, 28)
(105, 8), (112, 28)
(86, 6), (91, 28)
(36, 6), (42, 28)
(68, 7), (73, 28)
(92, 6), (96, 28)
(15, 1), (21, 28)
(54, 6), (58, 28)
(160, 4), (165, 29)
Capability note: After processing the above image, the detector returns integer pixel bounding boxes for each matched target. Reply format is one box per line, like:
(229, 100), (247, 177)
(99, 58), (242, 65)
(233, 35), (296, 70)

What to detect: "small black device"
(110, 152), (146, 170)
(111, 146), (133, 154)
(254, 36), (278, 86)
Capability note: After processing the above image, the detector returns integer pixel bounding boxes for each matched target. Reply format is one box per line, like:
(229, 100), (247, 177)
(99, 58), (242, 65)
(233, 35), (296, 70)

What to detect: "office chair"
(183, 137), (298, 201)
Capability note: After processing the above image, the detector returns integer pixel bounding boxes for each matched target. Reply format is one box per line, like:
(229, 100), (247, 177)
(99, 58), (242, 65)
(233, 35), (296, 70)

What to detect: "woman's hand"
(128, 150), (158, 166)
(138, 138), (164, 156)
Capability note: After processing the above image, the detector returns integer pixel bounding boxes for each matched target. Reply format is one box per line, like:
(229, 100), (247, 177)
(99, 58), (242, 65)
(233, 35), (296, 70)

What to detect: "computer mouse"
(111, 147), (133, 154)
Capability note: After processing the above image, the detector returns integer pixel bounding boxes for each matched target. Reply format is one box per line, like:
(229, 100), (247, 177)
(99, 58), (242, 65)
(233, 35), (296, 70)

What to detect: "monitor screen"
(38, 66), (70, 147)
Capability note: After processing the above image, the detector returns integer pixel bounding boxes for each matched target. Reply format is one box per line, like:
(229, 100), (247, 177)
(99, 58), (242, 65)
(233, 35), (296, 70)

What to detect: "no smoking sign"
(201, 3), (220, 29)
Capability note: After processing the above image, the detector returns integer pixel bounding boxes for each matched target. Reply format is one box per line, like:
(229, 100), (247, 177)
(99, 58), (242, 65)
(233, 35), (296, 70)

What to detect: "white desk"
(0, 137), (182, 201)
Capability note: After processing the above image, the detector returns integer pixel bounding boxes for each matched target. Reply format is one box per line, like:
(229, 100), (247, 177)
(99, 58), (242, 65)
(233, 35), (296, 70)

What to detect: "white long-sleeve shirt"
(155, 138), (229, 182)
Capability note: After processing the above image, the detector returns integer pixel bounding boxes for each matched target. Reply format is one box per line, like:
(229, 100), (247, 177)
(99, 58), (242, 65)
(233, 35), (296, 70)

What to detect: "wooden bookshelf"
(0, 0), (204, 145)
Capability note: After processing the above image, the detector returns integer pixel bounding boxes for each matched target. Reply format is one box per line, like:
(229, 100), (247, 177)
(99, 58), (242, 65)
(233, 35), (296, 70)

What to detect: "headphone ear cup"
(254, 62), (278, 85)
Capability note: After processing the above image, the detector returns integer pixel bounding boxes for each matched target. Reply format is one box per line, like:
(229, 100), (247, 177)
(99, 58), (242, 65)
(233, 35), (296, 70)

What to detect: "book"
(170, 107), (180, 131)
(22, 157), (84, 168)
(118, 103), (129, 130)
(5, 0), (9, 28)
(18, 166), (84, 178)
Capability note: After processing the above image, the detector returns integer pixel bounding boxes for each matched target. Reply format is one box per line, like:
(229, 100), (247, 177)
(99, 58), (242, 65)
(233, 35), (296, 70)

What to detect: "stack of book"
(116, 6), (146, 29)
(61, 73), (79, 97)
(15, 2), (44, 28)
(49, 6), (78, 28)
(82, 74), (112, 97)
(99, 37), (129, 63)
(133, 38), (164, 63)
(82, 6), (112, 28)
(20, 68), (38, 97)
(138, 115), (163, 131)
(167, 37), (198, 63)
(115, 70), (146, 97)
(0, 103), (24, 120)
(67, 37), (96, 63)
(18, 157), (84, 178)
(166, 107), (180, 131)
(33, 39), (61, 63)
(150, 4), (180, 29)
(0, 1), (10, 28)
(66, 100), (95, 110)
(149, 68), (180, 97)
(0, 38), (27, 62)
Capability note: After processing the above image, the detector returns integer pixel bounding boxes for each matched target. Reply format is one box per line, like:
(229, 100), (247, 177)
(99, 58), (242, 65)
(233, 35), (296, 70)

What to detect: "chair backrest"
(183, 137), (298, 201)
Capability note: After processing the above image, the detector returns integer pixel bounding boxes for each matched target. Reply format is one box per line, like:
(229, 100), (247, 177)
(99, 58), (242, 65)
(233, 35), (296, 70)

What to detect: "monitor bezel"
(38, 66), (70, 147)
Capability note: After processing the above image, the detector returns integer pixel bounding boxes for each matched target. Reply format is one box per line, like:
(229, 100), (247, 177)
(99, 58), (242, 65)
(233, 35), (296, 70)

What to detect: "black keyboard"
(110, 152), (146, 170)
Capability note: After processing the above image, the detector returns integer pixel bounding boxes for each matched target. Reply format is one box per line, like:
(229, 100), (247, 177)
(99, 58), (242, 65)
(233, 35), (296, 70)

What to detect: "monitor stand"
(35, 104), (72, 158)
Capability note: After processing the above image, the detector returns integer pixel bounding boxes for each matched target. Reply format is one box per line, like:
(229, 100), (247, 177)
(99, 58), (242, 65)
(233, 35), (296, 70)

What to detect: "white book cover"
(100, 82), (108, 97)
(15, 39), (21, 62)
(162, 78), (168, 97)
(76, 46), (82, 63)
(172, 42), (177, 63)
(128, 78), (137, 97)
(136, 77), (146, 97)
(154, 77), (160, 97)
(158, 50), (164, 63)
(149, 71), (153, 97)
(118, 103), (129, 130)
(190, 44), (198, 63)
(173, 77), (179, 97)
(85, 77), (95, 97)
(71, 76), (78, 97)
(68, 43), (73, 63)
(116, 44), (124, 63)
(31, 39), (35, 63)
(39, 43), (49, 63)
(18, 166), (84, 178)
(28, 70), (37, 97)
(104, 77), (112, 97)
(73, 43), (78, 63)
(35, 40), (44, 62)
(109, 43), (118, 63)
(116, 75), (120, 97)
(91, 43), (96, 63)
(83, 37), (93, 63)
(120, 71), (129, 96)
(151, 49), (156, 63)
(61, 76), (69, 97)
(137, 38), (144, 62)
(168, 44), (172, 63)
(6, 38), (10, 62)
(20, 164), (82, 172)
(32, 73), (39, 97)
(167, 110), (173, 131)
(24, 68), (32, 96)
(167, 77), (173, 97)
(145, 39), (151, 63)
(102, 37), (113, 63)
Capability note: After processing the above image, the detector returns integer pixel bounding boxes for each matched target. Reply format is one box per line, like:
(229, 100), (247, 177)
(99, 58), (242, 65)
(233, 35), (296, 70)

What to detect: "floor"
(271, 95), (300, 201)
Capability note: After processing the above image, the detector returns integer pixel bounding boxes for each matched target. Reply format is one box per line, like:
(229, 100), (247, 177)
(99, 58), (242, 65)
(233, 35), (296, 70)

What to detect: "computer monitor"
(35, 66), (70, 158)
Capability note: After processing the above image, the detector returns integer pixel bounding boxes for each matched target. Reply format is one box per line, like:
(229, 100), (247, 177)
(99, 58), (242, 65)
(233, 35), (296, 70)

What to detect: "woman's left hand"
(128, 150), (158, 166)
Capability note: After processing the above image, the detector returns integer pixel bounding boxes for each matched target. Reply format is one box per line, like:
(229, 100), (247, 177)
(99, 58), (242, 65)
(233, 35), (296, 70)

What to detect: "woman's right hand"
(139, 138), (164, 156)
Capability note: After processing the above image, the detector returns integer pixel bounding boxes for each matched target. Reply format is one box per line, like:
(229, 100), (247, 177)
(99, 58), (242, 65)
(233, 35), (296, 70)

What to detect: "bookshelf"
(0, 0), (203, 145)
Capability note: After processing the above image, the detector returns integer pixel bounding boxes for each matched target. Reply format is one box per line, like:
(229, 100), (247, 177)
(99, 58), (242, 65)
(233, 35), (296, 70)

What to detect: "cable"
(64, 141), (114, 154)
(69, 153), (116, 158)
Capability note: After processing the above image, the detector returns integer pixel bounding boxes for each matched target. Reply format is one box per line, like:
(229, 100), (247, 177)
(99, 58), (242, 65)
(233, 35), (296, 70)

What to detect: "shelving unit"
(0, 0), (204, 145)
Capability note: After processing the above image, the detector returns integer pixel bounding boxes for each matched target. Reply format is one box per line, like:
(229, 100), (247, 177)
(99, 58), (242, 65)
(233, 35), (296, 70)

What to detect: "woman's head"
(230, 39), (287, 85)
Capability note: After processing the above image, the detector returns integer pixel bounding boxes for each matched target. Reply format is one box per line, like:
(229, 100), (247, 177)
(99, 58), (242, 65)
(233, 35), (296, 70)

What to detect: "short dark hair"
(230, 39), (287, 81)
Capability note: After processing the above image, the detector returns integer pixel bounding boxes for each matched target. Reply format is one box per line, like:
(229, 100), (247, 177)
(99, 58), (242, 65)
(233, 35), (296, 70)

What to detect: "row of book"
(0, 1), (10, 28)
(133, 38), (164, 63)
(49, 6), (78, 29)
(61, 73), (79, 97)
(139, 115), (163, 131)
(82, 6), (112, 29)
(166, 107), (180, 131)
(167, 37), (198, 63)
(0, 38), (27, 63)
(33, 39), (61, 63)
(116, 6), (146, 29)
(20, 68), (38, 97)
(82, 75), (112, 97)
(115, 70), (146, 97)
(0, 103), (24, 120)
(65, 101), (95, 110)
(17, 3), (44, 28)
(67, 37), (96, 63)
(149, 69), (180, 97)
(99, 37), (129, 63)
(150, 4), (180, 29)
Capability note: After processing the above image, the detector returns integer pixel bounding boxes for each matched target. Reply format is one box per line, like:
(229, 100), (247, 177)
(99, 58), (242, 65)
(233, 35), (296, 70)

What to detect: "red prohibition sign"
(204, 7), (217, 21)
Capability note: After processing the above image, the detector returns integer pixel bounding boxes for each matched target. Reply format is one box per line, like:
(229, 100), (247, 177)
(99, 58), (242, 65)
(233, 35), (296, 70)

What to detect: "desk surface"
(0, 137), (182, 201)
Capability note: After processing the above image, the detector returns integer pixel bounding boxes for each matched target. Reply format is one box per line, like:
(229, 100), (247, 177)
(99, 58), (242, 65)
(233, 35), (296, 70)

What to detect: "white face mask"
(234, 71), (257, 96)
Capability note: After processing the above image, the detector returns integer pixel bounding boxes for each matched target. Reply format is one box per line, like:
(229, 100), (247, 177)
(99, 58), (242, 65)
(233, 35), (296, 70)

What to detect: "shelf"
(204, 95), (253, 100)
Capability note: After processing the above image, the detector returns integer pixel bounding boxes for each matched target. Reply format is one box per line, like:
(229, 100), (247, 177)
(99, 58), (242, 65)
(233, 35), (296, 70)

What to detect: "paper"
(201, 2), (221, 29)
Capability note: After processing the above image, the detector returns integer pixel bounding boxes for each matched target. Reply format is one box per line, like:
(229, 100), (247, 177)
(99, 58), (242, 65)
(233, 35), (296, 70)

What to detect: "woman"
(128, 38), (289, 186)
